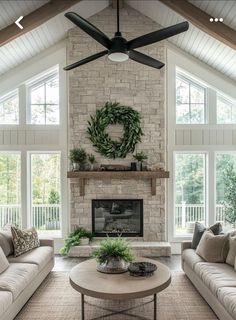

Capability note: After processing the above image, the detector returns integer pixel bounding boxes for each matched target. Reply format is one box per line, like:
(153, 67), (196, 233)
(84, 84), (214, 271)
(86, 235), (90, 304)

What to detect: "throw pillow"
(0, 231), (14, 257)
(0, 246), (9, 273)
(196, 230), (229, 263)
(191, 222), (222, 249)
(11, 226), (40, 257)
(226, 234), (236, 266)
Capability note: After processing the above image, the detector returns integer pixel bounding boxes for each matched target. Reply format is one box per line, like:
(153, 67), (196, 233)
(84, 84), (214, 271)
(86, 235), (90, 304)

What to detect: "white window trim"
(216, 93), (236, 125)
(26, 68), (60, 126)
(170, 151), (208, 241)
(0, 89), (19, 126)
(176, 71), (207, 125)
(167, 48), (236, 243)
(27, 151), (62, 237)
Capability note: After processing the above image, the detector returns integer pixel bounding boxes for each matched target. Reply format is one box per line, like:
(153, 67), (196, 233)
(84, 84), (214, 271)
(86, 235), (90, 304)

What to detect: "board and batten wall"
(166, 47), (236, 253)
(0, 42), (69, 248)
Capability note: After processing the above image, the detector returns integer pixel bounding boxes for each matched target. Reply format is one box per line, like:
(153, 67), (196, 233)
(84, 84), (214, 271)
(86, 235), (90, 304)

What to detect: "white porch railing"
(32, 204), (61, 230)
(175, 203), (225, 228)
(0, 204), (21, 229)
(0, 204), (61, 230)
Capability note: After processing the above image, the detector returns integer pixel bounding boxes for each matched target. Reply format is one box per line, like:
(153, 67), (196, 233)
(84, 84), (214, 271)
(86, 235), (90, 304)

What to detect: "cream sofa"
(182, 240), (236, 320)
(0, 233), (54, 320)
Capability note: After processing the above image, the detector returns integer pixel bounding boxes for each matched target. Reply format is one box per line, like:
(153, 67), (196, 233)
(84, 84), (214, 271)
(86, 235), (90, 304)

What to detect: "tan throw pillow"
(0, 246), (9, 273)
(11, 226), (40, 257)
(226, 235), (236, 266)
(196, 230), (229, 263)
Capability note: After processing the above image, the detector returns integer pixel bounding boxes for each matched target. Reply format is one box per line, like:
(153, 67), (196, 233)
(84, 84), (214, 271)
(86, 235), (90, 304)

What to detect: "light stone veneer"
(67, 5), (168, 252)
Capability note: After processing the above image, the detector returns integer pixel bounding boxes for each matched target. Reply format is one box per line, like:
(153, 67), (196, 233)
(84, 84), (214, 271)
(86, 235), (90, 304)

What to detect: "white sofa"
(182, 240), (236, 320)
(0, 233), (54, 320)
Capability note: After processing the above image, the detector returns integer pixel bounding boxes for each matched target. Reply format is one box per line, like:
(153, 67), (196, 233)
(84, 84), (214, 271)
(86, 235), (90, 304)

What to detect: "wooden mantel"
(67, 171), (170, 196)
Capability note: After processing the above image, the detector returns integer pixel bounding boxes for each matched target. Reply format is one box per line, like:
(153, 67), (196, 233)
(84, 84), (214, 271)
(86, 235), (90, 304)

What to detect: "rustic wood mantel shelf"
(67, 171), (170, 196)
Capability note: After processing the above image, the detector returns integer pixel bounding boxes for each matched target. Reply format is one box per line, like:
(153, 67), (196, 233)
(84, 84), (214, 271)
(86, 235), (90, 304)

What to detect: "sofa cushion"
(11, 226), (40, 257)
(226, 235), (236, 267)
(182, 248), (204, 270)
(8, 246), (53, 272)
(196, 230), (229, 262)
(0, 262), (38, 300)
(195, 262), (236, 296)
(0, 247), (9, 274)
(191, 222), (222, 249)
(0, 291), (13, 317)
(0, 230), (13, 257)
(217, 286), (236, 319)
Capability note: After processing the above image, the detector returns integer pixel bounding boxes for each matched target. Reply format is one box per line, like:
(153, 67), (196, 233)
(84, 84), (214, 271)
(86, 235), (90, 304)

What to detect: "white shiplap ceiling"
(126, 0), (236, 81)
(0, 0), (235, 81)
(0, 0), (109, 76)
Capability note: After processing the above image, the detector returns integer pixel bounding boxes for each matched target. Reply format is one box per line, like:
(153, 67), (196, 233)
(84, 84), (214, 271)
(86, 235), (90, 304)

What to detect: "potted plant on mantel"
(69, 148), (87, 171)
(60, 227), (93, 255)
(92, 238), (135, 274)
(133, 151), (148, 171)
(88, 154), (96, 171)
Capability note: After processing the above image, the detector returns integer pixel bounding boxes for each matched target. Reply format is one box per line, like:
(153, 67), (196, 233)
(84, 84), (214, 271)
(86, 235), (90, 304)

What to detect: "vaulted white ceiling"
(0, 0), (109, 76)
(127, 0), (236, 81)
(0, 0), (235, 82)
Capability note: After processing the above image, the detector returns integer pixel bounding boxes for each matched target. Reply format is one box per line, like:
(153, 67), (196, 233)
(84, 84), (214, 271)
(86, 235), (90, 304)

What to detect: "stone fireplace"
(92, 199), (143, 237)
(67, 5), (169, 255)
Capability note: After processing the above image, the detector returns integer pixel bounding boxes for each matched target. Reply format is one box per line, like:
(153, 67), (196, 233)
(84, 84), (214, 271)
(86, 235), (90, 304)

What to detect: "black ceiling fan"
(64, 0), (189, 71)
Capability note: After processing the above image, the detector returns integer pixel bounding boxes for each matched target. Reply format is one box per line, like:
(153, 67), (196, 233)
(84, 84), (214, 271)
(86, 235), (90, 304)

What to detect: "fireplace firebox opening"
(92, 199), (143, 237)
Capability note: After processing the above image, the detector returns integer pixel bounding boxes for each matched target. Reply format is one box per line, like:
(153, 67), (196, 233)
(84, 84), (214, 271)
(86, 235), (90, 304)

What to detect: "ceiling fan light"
(108, 52), (129, 62)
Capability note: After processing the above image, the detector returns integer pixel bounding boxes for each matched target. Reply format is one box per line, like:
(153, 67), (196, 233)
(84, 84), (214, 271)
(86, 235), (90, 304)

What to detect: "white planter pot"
(80, 238), (90, 245)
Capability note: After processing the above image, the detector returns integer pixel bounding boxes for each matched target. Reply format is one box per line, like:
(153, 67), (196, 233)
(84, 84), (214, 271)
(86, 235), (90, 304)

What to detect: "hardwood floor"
(53, 255), (182, 272)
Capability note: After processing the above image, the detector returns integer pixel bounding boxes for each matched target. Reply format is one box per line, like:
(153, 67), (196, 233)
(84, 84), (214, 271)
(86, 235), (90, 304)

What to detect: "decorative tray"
(128, 262), (157, 277)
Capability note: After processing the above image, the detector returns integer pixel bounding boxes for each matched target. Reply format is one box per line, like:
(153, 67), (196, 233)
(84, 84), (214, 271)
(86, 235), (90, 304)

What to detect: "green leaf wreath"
(87, 102), (143, 159)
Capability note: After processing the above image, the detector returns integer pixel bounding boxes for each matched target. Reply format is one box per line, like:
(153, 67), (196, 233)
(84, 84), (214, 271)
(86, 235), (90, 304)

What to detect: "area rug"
(15, 271), (218, 320)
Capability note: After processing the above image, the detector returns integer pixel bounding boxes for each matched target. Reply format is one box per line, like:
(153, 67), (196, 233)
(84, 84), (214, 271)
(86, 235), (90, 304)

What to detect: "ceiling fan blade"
(64, 50), (108, 71)
(129, 50), (165, 69)
(65, 12), (112, 49)
(127, 21), (189, 50)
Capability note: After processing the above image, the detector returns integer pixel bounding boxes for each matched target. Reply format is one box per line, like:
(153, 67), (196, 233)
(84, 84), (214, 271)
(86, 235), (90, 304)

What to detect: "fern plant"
(91, 238), (135, 264)
(60, 227), (93, 255)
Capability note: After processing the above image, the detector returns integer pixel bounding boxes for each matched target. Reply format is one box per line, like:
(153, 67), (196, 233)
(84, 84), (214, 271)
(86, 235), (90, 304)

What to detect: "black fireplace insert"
(92, 199), (143, 237)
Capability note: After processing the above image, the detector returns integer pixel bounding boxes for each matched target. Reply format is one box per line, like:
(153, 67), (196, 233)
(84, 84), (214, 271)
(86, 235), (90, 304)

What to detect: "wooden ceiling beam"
(159, 0), (236, 50)
(0, 0), (82, 47)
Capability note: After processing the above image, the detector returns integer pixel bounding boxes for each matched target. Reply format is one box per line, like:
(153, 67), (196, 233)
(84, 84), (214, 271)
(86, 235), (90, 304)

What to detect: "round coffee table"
(69, 257), (171, 320)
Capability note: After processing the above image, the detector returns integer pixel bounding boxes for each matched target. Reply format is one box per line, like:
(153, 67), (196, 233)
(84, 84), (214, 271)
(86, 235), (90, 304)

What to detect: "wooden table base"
(81, 293), (157, 320)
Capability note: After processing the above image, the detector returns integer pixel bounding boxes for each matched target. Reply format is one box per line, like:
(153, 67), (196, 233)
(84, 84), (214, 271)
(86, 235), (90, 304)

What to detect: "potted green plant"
(69, 148), (87, 171)
(92, 238), (135, 273)
(60, 227), (93, 255)
(88, 154), (96, 171)
(133, 151), (148, 171)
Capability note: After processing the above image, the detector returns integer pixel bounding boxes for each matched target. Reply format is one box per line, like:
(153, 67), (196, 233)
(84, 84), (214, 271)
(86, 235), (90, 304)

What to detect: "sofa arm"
(181, 240), (192, 254)
(39, 238), (54, 248)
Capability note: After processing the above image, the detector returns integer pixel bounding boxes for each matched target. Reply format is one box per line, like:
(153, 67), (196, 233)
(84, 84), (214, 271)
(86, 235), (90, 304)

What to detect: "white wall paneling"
(167, 47), (236, 245)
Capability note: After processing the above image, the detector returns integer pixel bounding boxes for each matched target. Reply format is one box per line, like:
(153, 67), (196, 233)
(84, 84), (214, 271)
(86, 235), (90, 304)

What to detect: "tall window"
(30, 153), (61, 236)
(174, 153), (206, 235)
(0, 153), (21, 228)
(0, 90), (19, 124)
(217, 94), (236, 124)
(176, 73), (206, 124)
(215, 153), (236, 226)
(28, 71), (59, 125)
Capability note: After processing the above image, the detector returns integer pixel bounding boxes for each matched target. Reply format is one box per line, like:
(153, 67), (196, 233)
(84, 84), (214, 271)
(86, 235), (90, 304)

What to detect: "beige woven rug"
(15, 271), (218, 320)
